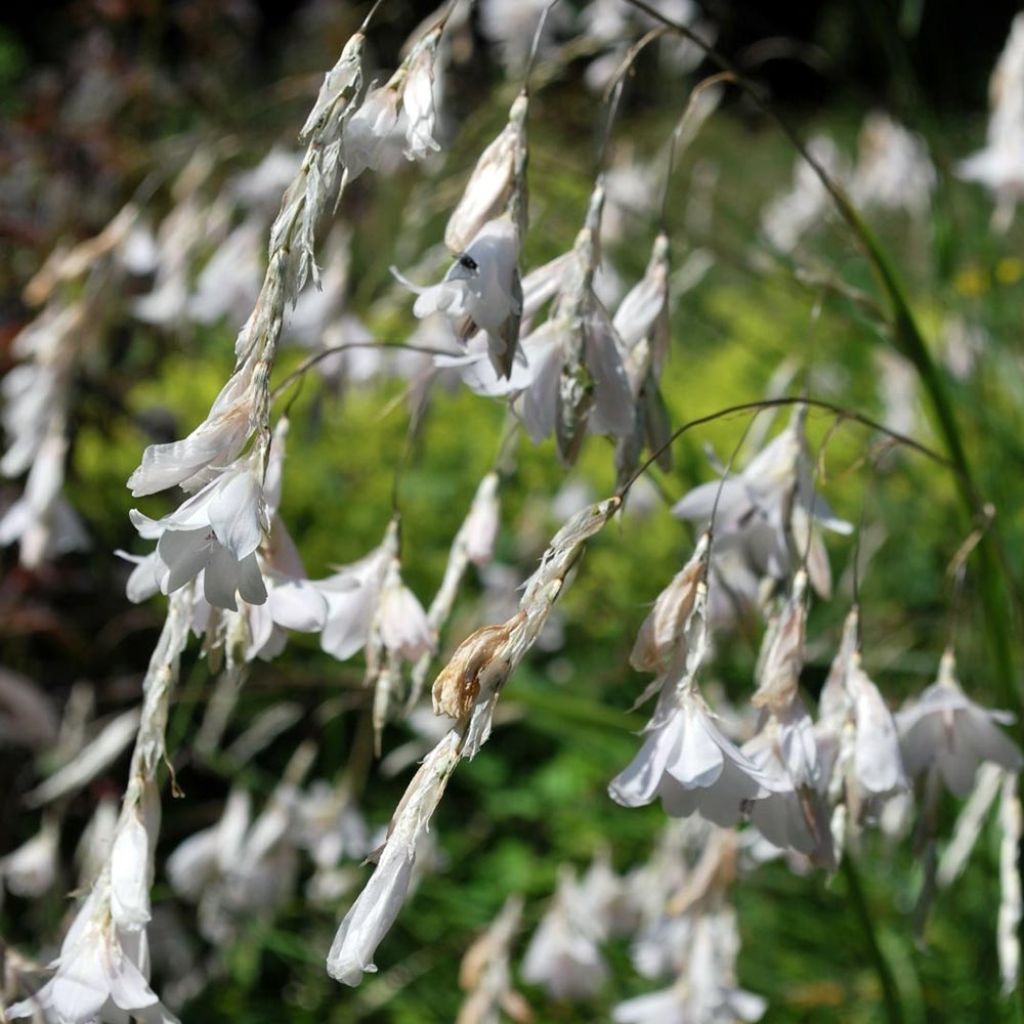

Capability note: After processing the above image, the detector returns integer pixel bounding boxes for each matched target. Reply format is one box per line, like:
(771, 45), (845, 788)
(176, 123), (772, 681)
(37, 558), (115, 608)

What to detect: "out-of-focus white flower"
(166, 788), (251, 906)
(897, 649), (1022, 796)
(999, 772), (1022, 992)
(457, 895), (530, 1024)
(0, 667), (58, 752)
(851, 112), (935, 218)
(230, 148), (303, 211)
(129, 456), (269, 610)
(613, 910), (766, 1024)
(0, 429), (89, 568)
(188, 217), (264, 325)
(958, 13), (1024, 230)
(318, 535), (392, 662)
(0, 817), (60, 899)
(7, 887), (179, 1024)
(377, 576), (434, 662)
(480, 0), (565, 74)
(463, 472), (501, 566)
(761, 135), (846, 253)
(401, 217), (523, 378)
(24, 708), (141, 808)
(672, 405), (852, 599)
(76, 797), (119, 889)
(521, 867), (610, 1000)
(579, 0), (712, 93)
(296, 780), (370, 871)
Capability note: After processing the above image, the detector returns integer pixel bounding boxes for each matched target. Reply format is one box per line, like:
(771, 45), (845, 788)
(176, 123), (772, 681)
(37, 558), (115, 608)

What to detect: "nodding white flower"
(740, 573), (834, 863)
(401, 26), (443, 160)
(166, 788), (251, 905)
(0, 429), (89, 568)
(318, 532), (393, 662)
(446, 93), (528, 252)
(110, 780), (161, 931)
(743, 703), (833, 862)
(672, 405), (852, 599)
(127, 360), (258, 497)
(400, 217), (524, 379)
(613, 911), (766, 1024)
(7, 887), (179, 1024)
(513, 181), (643, 464)
(343, 27), (443, 180)
(818, 615), (908, 828)
(897, 649), (1022, 796)
(760, 134), (847, 253)
(328, 731), (460, 986)
(188, 217), (264, 325)
(851, 112), (936, 218)
(463, 472), (501, 566)
(0, 816), (60, 899)
(847, 655), (908, 803)
(958, 13), (1024, 230)
(343, 82), (404, 179)
(611, 685), (779, 826)
(377, 576), (434, 662)
(521, 867), (610, 1000)
(129, 456), (269, 611)
(613, 231), (673, 482)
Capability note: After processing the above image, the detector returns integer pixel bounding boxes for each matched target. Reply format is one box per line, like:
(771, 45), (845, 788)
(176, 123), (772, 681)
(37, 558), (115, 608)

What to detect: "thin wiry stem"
(618, 395), (955, 502)
(270, 340), (459, 402)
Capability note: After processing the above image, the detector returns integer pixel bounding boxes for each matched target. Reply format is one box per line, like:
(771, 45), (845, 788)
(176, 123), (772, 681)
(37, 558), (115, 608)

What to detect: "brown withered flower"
(431, 617), (519, 720)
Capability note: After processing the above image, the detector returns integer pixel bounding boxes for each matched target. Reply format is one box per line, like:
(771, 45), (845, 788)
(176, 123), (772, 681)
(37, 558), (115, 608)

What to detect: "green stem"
(843, 857), (905, 1024)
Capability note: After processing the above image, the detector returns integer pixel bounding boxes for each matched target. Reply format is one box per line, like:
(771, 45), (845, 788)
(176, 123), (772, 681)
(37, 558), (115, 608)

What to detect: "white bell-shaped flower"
(129, 456), (268, 611)
(898, 650), (1022, 796)
(402, 217), (523, 378)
